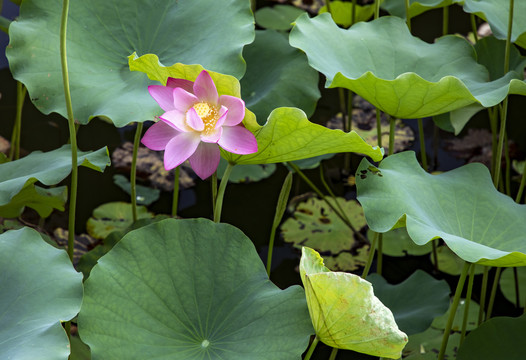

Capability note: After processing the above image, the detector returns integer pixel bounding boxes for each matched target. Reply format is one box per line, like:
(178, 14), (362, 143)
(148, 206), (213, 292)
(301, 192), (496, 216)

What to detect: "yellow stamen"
(190, 102), (219, 134)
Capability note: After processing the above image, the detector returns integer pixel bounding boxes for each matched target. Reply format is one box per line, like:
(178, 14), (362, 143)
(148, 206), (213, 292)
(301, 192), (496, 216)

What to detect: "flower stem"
(172, 166), (180, 217)
(438, 262), (470, 360)
(214, 162), (234, 223)
(130, 122), (143, 222)
(376, 108), (382, 148)
(303, 336), (320, 360)
(486, 267), (502, 320)
(405, 0), (411, 31)
(374, 0), (380, 19)
(0, 15), (10, 34)
(211, 172), (218, 214)
(351, 0), (357, 25)
(460, 263), (476, 344)
(442, 6), (449, 35)
(267, 171), (293, 276)
(417, 118), (428, 171)
(478, 266), (489, 325)
(470, 14), (479, 43)
(388, 118), (395, 156)
(328, 347), (338, 360)
(377, 233), (383, 275)
(515, 160), (526, 203)
(9, 82), (26, 161)
(362, 232), (378, 278)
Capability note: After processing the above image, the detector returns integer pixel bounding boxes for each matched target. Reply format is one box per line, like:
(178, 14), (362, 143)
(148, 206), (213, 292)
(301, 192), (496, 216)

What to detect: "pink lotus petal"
(160, 110), (192, 132)
(148, 85), (176, 112)
(163, 132), (201, 170)
(186, 108), (205, 131)
(218, 126), (258, 155)
(141, 121), (180, 151)
(166, 78), (194, 93)
(218, 95), (245, 126)
(173, 88), (199, 112)
(193, 70), (219, 104)
(214, 106), (228, 129)
(189, 142), (220, 180)
(200, 126), (223, 144)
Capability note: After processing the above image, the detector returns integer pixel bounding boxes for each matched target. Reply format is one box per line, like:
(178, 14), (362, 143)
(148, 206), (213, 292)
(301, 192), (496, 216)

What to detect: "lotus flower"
(141, 70), (258, 179)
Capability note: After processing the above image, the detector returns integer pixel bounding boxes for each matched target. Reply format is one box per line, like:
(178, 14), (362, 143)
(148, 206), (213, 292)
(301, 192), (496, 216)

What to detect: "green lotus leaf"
(404, 327), (460, 359)
(225, 107), (383, 165)
(0, 227), (83, 359)
(381, 0), (453, 20)
(433, 103), (485, 134)
(431, 245), (485, 275)
(0, 145), (109, 207)
(367, 228), (433, 257)
(78, 218), (313, 359)
(499, 267), (526, 308)
(86, 201), (153, 240)
(6, 0), (254, 127)
(367, 270), (450, 335)
(319, 1), (374, 27)
(282, 197), (369, 270)
(300, 247), (408, 358)
(289, 14), (526, 118)
(217, 158), (276, 183)
(241, 30), (320, 124)
(0, 184), (67, 218)
(456, 313), (526, 360)
(356, 151), (526, 266)
(460, 0), (526, 49)
(254, 5), (305, 31)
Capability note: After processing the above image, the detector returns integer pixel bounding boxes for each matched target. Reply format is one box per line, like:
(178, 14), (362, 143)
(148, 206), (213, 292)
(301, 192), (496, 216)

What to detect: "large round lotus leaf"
(289, 14), (526, 119)
(319, 1), (374, 27)
(381, 0), (453, 20)
(431, 245), (485, 275)
(78, 218), (313, 359)
(0, 145), (109, 208)
(367, 228), (433, 257)
(499, 267), (526, 308)
(6, 0), (254, 127)
(456, 313), (526, 360)
(356, 151), (526, 267)
(241, 30), (320, 125)
(299, 247), (408, 359)
(367, 271), (450, 335)
(282, 196), (370, 271)
(0, 227), (83, 359)
(86, 202), (153, 240)
(431, 299), (482, 332)
(254, 5), (305, 31)
(460, 0), (526, 49)
(225, 107), (384, 165)
(404, 327), (460, 359)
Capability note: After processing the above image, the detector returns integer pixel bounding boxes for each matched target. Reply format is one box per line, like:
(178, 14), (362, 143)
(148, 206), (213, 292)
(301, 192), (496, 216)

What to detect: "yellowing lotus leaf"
(299, 247), (408, 359)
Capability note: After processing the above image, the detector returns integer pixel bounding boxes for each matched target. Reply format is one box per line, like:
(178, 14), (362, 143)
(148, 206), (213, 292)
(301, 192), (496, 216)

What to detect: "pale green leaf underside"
(289, 14), (526, 118)
(78, 219), (313, 360)
(356, 151), (526, 266)
(0, 227), (83, 359)
(300, 247), (407, 359)
(6, 0), (254, 127)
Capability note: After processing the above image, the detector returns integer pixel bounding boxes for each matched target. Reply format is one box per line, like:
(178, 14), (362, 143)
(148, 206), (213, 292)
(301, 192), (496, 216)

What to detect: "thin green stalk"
(504, 132), (511, 196)
(515, 160), (526, 203)
(432, 240), (439, 273)
(486, 267), (502, 320)
(303, 337), (320, 360)
(377, 233), (383, 275)
(442, 6), (449, 35)
(347, 90), (353, 132)
(267, 171), (293, 276)
(478, 266), (489, 325)
(288, 162), (367, 243)
(362, 232), (378, 278)
(9, 82), (26, 160)
(211, 172), (218, 214)
(388, 118), (395, 156)
(351, 0), (357, 25)
(513, 267), (520, 308)
(376, 108), (382, 148)
(374, 0), (380, 19)
(172, 166), (180, 217)
(0, 15), (10, 34)
(405, 0), (411, 31)
(320, 166), (347, 222)
(470, 14), (479, 43)
(130, 122), (143, 222)
(460, 263), (476, 344)
(438, 262), (470, 360)
(214, 163), (234, 223)
(488, 107), (498, 176)
(328, 347), (338, 360)
(325, 0), (332, 13)
(417, 118), (428, 171)
(338, 88), (347, 131)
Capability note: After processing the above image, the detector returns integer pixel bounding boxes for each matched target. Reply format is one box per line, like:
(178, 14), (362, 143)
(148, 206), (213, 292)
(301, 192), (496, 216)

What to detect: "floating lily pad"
(319, 1), (374, 27)
(86, 202), (153, 240)
(0, 227), (83, 359)
(217, 158), (276, 183)
(282, 196), (369, 271)
(113, 174), (160, 206)
(78, 218), (313, 359)
(356, 151), (526, 267)
(499, 267), (526, 308)
(254, 5), (305, 30)
(290, 14), (526, 119)
(460, 0), (526, 49)
(404, 327), (460, 359)
(368, 271), (450, 335)
(381, 0), (453, 20)
(431, 245), (485, 275)
(241, 29), (320, 124)
(300, 247), (408, 358)
(431, 299), (482, 332)
(367, 228), (433, 257)
(7, 0), (254, 127)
